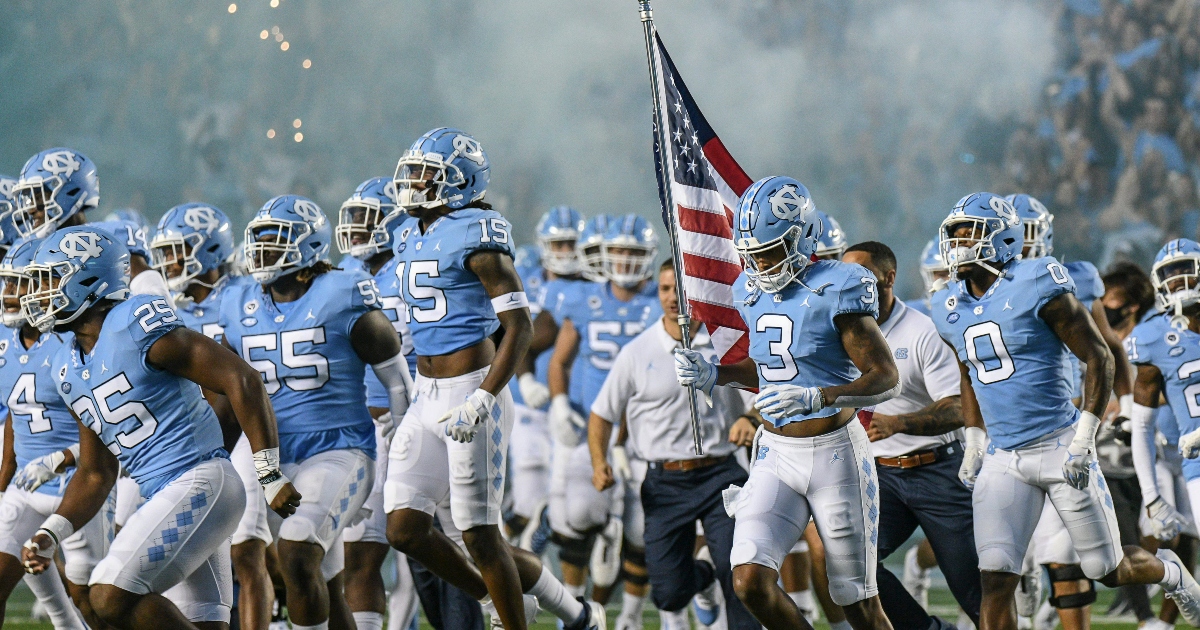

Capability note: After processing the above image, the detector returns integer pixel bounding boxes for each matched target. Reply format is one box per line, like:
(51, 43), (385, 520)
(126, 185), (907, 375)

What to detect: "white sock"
(660, 608), (690, 630)
(829, 621), (853, 630)
(25, 572), (84, 630)
(789, 589), (816, 614)
(352, 612), (384, 630)
(1161, 557), (1183, 591)
(566, 582), (586, 598)
(620, 591), (645, 620)
(292, 622), (330, 630)
(529, 566), (585, 622)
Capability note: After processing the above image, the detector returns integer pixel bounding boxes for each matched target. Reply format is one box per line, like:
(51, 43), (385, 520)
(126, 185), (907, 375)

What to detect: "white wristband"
(490, 292), (529, 314)
(36, 514), (74, 552)
(67, 443), (80, 463)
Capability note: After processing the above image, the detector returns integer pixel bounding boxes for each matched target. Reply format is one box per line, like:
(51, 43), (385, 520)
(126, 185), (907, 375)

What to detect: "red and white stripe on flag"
(651, 32), (752, 365)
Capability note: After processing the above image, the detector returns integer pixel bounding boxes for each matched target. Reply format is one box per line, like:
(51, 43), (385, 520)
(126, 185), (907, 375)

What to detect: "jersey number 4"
(8, 373), (51, 434)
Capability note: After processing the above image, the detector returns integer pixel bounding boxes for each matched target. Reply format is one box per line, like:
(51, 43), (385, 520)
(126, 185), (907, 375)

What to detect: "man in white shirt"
(588, 259), (759, 630)
(843, 242), (981, 630)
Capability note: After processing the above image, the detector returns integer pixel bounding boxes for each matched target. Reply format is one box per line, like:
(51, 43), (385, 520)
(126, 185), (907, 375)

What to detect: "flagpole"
(638, 0), (705, 456)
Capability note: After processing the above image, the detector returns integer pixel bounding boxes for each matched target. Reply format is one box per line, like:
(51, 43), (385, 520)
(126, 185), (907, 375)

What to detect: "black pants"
(641, 457), (757, 630)
(876, 447), (981, 629)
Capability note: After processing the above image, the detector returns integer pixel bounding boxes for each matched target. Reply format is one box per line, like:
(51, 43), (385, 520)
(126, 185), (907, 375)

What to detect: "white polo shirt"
(871, 298), (963, 458)
(591, 319), (750, 461)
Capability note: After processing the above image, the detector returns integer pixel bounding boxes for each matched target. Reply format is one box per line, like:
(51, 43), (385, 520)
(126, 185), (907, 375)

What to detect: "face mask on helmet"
(540, 237), (579, 275)
(940, 218), (1009, 277)
(21, 263), (79, 333)
(737, 224), (811, 294)
(1153, 256), (1200, 326)
(336, 199), (399, 259)
(1022, 217), (1051, 259)
(0, 270), (31, 328)
(244, 222), (311, 284)
(13, 182), (61, 239)
(602, 244), (656, 288)
(151, 234), (205, 292)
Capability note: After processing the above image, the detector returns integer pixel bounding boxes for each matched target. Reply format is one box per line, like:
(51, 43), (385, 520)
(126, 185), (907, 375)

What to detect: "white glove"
(1181, 426), (1200, 459)
(674, 348), (717, 400)
(1146, 497), (1187, 542)
(374, 412), (396, 441)
(754, 385), (825, 422)
(1063, 411), (1100, 490)
(611, 445), (632, 482)
(12, 450), (68, 492)
(959, 427), (986, 489)
(438, 389), (497, 443)
(518, 373), (551, 410)
(549, 394), (585, 447)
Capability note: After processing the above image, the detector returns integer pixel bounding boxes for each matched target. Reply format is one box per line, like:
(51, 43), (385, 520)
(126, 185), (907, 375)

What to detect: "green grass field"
(0, 581), (1163, 630)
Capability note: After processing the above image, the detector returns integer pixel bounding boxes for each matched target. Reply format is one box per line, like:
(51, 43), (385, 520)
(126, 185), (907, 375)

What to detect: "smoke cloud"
(0, 0), (1055, 295)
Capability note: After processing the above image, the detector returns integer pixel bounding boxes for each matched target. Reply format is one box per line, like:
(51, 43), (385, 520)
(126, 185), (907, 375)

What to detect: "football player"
(335, 177), (420, 630)
(221, 195), (410, 630)
(506, 207), (585, 545)
(19, 226), (301, 630)
(546, 214), (661, 607)
(92, 219), (173, 300)
(0, 238), (112, 630)
(11, 149), (97, 241)
(151, 202), (276, 630)
(1005, 193), (1137, 628)
(932, 193), (1200, 630)
(382, 128), (604, 630)
(0, 174), (21, 260)
(813, 209), (847, 261)
(675, 176), (900, 630)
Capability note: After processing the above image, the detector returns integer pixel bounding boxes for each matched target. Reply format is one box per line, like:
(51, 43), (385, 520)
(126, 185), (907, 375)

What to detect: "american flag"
(650, 32), (752, 364)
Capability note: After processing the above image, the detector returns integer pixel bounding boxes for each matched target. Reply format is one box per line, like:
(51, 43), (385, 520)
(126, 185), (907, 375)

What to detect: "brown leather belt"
(659, 454), (731, 472)
(875, 442), (959, 469)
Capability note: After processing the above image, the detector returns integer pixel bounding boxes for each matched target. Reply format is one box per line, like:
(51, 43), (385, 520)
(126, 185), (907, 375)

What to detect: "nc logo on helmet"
(41, 151), (82, 178)
(382, 180), (400, 204)
(768, 185), (809, 224)
(292, 199), (324, 224)
(988, 196), (1018, 226)
(452, 135), (486, 166)
(0, 180), (13, 198)
(60, 231), (104, 263)
(183, 206), (221, 234)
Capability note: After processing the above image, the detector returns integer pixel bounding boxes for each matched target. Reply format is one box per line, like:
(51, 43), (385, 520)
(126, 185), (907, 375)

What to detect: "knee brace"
(1046, 564), (1096, 609)
(554, 531), (595, 568)
(622, 547), (648, 586)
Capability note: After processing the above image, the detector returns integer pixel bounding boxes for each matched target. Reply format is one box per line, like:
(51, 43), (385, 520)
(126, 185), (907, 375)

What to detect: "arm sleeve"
(591, 346), (636, 424)
(835, 264), (881, 318)
(1131, 402), (1161, 505)
(918, 324), (961, 401)
(1033, 256), (1077, 312)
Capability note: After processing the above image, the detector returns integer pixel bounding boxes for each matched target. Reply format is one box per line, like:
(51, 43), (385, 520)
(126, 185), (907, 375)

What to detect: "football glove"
(1180, 427), (1200, 459)
(1063, 411), (1100, 490)
(1147, 496), (1187, 542)
(549, 394), (586, 447)
(959, 427), (986, 489)
(374, 412), (396, 441)
(518, 373), (551, 410)
(611, 445), (632, 482)
(438, 389), (496, 443)
(12, 450), (69, 492)
(673, 348), (717, 398)
(754, 385), (825, 421)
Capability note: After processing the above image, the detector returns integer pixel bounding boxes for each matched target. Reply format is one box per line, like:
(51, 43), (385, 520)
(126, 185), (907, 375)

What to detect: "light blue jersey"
(175, 275), (256, 342)
(362, 256), (415, 407)
(52, 295), (226, 498)
(908, 298), (933, 317)
(555, 281), (661, 413)
(220, 269), (379, 464)
(1158, 404), (1181, 446)
(1063, 260), (1104, 399)
(391, 209), (516, 357)
(1128, 311), (1200, 479)
(508, 264), (549, 409)
(733, 260), (879, 427)
(524, 276), (588, 411)
(0, 328), (78, 495)
(933, 257), (1079, 450)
